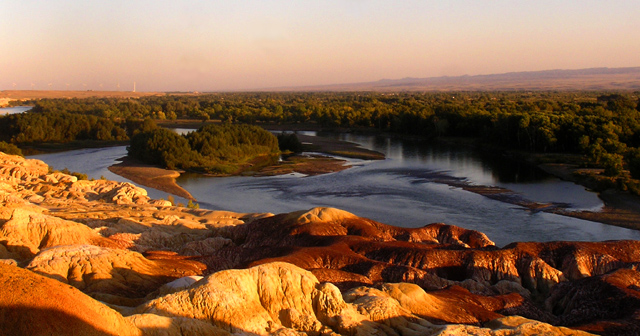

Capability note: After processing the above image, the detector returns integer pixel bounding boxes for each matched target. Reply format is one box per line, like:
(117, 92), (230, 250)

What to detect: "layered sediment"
(1, 151), (638, 335)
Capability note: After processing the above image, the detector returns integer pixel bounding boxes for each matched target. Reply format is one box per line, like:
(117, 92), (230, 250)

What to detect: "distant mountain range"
(269, 67), (640, 92)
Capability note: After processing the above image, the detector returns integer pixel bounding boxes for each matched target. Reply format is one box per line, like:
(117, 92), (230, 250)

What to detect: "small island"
(109, 122), (385, 200)
(128, 123), (280, 175)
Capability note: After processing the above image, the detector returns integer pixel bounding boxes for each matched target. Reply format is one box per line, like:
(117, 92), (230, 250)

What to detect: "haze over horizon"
(2, 1), (639, 92)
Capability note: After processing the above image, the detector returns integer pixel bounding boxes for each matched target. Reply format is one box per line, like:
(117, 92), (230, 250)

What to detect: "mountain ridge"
(265, 66), (640, 92)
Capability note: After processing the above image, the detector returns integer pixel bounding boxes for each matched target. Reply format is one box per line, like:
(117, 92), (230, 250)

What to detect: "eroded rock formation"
(26, 244), (205, 304)
(0, 151), (637, 335)
(0, 262), (141, 336)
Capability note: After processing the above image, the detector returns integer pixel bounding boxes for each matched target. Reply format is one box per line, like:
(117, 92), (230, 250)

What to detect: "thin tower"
(133, 82), (136, 93)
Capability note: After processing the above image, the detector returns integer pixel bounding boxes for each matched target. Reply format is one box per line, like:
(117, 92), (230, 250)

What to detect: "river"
(30, 133), (640, 247)
(0, 106), (32, 115)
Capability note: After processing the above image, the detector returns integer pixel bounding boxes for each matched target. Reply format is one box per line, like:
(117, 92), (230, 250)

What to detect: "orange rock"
(0, 262), (141, 336)
(26, 245), (206, 301)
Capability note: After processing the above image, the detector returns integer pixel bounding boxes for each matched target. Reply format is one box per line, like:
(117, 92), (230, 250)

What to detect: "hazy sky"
(1, 0), (639, 91)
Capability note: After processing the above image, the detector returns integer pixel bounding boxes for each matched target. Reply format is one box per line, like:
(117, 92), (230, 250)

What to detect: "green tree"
(0, 141), (22, 156)
(601, 153), (624, 177)
(277, 133), (303, 153)
(128, 128), (197, 169)
(627, 148), (640, 179)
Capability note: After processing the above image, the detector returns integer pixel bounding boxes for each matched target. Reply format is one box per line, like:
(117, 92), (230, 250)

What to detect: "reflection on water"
(331, 133), (546, 184)
(323, 133), (603, 211)
(172, 128), (197, 135)
(29, 134), (640, 247)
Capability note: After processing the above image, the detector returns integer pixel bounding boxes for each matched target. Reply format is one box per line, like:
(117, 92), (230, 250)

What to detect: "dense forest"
(3, 91), (640, 181)
(128, 123), (279, 174)
(0, 111), (129, 144)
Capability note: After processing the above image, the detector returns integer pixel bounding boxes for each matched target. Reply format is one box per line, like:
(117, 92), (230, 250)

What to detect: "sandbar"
(108, 156), (195, 201)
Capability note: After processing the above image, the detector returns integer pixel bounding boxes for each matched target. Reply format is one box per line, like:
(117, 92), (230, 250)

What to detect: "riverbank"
(296, 134), (385, 160)
(400, 136), (640, 231)
(19, 140), (131, 156)
(108, 156), (195, 201)
(252, 154), (349, 176)
(538, 163), (640, 230)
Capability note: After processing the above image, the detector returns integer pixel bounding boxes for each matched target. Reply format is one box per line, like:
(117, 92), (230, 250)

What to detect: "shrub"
(187, 200), (200, 209)
(277, 133), (303, 153)
(0, 141), (22, 156)
(601, 153), (624, 177)
(59, 167), (88, 180)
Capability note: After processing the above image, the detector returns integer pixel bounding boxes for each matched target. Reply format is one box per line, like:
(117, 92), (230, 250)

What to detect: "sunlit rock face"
(26, 245), (205, 303)
(193, 206), (640, 301)
(0, 152), (168, 206)
(0, 208), (119, 260)
(0, 262), (141, 336)
(133, 262), (594, 336)
(0, 151), (636, 335)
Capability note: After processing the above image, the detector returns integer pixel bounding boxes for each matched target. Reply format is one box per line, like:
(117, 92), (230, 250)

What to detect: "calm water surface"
(0, 106), (32, 115)
(30, 133), (640, 247)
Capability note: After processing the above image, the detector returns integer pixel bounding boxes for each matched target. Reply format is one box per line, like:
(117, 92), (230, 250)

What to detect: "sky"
(1, 0), (639, 92)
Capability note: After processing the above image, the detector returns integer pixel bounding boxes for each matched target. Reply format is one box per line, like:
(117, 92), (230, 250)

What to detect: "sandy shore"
(553, 188), (640, 230)
(433, 140), (640, 231)
(256, 154), (352, 176)
(296, 134), (385, 160)
(108, 154), (353, 201)
(108, 156), (195, 201)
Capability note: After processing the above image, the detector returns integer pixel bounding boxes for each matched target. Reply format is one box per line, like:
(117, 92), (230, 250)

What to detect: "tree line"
(0, 111), (129, 144)
(6, 91), (640, 179)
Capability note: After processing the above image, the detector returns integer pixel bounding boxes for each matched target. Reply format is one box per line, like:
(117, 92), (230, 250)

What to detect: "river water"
(30, 133), (640, 247)
(0, 106), (32, 115)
